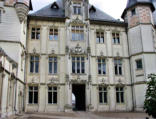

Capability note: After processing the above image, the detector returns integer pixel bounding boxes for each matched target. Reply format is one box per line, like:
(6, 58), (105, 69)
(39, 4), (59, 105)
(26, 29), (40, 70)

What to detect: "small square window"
(136, 59), (143, 70)
(132, 9), (136, 16)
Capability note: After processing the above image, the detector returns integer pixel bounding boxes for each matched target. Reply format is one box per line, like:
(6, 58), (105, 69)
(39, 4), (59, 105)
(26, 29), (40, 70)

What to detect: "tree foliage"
(144, 74), (156, 118)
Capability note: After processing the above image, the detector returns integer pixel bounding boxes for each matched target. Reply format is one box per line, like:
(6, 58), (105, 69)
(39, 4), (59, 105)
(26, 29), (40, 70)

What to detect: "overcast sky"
(31, 0), (127, 19)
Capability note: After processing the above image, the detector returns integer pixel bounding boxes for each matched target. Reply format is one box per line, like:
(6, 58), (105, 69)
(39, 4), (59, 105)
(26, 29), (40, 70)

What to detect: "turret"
(122, 0), (155, 28)
(4, 0), (33, 23)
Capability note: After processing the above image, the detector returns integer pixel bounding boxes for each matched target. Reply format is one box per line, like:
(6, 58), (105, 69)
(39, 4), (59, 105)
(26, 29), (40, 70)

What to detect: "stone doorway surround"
(72, 84), (86, 111)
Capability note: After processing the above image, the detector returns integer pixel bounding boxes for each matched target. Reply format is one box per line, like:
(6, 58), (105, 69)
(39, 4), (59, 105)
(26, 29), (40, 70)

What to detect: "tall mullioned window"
(72, 26), (84, 41)
(72, 56), (85, 74)
(98, 58), (106, 75)
(73, 3), (81, 15)
(48, 86), (57, 104)
(96, 31), (104, 43)
(99, 86), (107, 104)
(31, 27), (40, 40)
(49, 28), (58, 40)
(112, 33), (120, 44)
(29, 86), (38, 104)
(114, 59), (122, 75)
(49, 57), (57, 74)
(116, 87), (124, 103)
(30, 56), (39, 73)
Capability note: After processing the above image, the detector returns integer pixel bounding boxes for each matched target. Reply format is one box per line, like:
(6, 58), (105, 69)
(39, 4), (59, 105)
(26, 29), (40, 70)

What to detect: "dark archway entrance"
(72, 84), (86, 111)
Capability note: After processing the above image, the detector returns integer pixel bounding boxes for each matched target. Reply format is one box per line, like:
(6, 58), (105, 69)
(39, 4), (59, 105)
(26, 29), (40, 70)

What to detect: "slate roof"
(29, 0), (123, 24)
(122, 0), (155, 18)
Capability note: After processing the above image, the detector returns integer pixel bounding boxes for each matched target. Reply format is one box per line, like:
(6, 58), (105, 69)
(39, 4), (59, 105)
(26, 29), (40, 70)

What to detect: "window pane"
(30, 61), (34, 73)
(36, 33), (40, 39)
(104, 92), (107, 103)
(77, 62), (80, 73)
(119, 66), (122, 75)
(115, 65), (118, 75)
(54, 35), (58, 40)
(35, 62), (39, 73)
(31, 32), (35, 39)
(54, 62), (57, 74)
(34, 92), (38, 104)
(48, 92), (52, 104)
(100, 37), (104, 43)
(98, 64), (101, 74)
(53, 92), (57, 104)
(81, 62), (85, 74)
(49, 62), (52, 74)
(102, 64), (106, 74)
(72, 61), (75, 73)
(121, 92), (124, 103)
(29, 92), (33, 104)
(49, 35), (53, 40)
(99, 92), (103, 103)
(116, 92), (120, 103)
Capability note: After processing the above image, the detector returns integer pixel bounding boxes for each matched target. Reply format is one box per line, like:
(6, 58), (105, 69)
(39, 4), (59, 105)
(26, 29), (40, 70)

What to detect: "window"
(49, 57), (57, 74)
(72, 26), (84, 41)
(112, 33), (120, 44)
(96, 31), (104, 43)
(0, 9), (2, 23)
(136, 59), (143, 70)
(114, 59), (122, 75)
(30, 56), (39, 73)
(131, 8), (136, 16)
(49, 28), (58, 40)
(99, 86), (107, 104)
(29, 86), (38, 104)
(31, 27), (40, 40)
(73, 3), (81, 15)
(72, 56), (85, 74)
(98, 58), (106, 75)
(48, 86), (57, 104)
(116, 87), (124, 103)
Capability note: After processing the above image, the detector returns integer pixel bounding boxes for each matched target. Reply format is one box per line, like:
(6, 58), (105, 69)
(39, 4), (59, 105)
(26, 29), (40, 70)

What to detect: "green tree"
(144, 74), (156, 118)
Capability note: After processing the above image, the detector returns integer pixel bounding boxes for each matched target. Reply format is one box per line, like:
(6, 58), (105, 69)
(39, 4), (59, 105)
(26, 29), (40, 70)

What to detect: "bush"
(144, 74), (156, 118)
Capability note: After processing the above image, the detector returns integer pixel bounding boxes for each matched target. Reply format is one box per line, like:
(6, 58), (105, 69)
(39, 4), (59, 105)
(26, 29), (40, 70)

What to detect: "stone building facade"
(1, 0), (156, 117)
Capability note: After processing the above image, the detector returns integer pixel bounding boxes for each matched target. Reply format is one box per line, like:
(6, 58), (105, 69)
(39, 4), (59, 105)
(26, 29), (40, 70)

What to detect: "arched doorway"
(72, 84), (86, 111)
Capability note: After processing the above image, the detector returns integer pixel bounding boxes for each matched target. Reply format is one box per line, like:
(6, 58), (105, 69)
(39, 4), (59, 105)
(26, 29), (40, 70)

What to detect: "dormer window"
(73, 3), (81, 15)
(51, 2), (59, 9)
(131, 8), (136, 16)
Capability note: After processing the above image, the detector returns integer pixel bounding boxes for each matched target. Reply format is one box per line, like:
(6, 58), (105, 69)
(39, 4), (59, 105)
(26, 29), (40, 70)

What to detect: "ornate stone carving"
(70, 44), (85, 54)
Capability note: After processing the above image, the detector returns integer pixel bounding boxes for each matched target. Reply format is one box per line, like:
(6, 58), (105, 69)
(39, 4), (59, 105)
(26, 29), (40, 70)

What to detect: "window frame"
(136, 59), (143, 70)
(96, 31), (104, 44)
(114, 59), (122, 76)
(30, 55), (39, 74)
(73, 3), (81, 15)
(112, 32), (120, 44)
(48, 86), (58, 104)
(99, 86), (108, 104)
(49, 28), (58, 41)
(71, 25), (84, 41)
(49, 57), (58, 74)
(98, 58), (106, 75)
(72, 56), (85, 74)
(131, 8), (136, 16)
(116, 87), (125, 104)
(31, 27), (40, 40)
(28, 86), (38, 104)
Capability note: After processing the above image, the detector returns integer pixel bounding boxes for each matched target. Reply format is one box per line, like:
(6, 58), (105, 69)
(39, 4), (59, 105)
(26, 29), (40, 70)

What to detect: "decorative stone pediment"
(70, 44), (85, 55)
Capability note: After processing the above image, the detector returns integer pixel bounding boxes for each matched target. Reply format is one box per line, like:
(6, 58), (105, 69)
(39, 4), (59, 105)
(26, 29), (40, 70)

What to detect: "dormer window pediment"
(89, 5), (96, 13)
(51, 2), (59, 9)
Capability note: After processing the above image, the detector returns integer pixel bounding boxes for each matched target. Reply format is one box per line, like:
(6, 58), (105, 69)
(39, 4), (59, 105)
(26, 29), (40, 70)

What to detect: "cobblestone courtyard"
(9, 112), (153, 119)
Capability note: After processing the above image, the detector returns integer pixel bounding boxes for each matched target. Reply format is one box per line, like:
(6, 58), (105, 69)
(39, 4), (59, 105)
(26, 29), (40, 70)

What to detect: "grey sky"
(31, 0), (127, 19)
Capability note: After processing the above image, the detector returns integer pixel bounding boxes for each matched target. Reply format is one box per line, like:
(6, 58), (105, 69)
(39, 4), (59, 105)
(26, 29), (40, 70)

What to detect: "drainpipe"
(125, 26), (135, 111)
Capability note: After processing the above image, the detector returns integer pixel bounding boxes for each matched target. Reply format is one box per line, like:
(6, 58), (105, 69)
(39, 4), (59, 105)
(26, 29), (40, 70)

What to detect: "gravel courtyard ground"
(9, 112), (153, 119)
